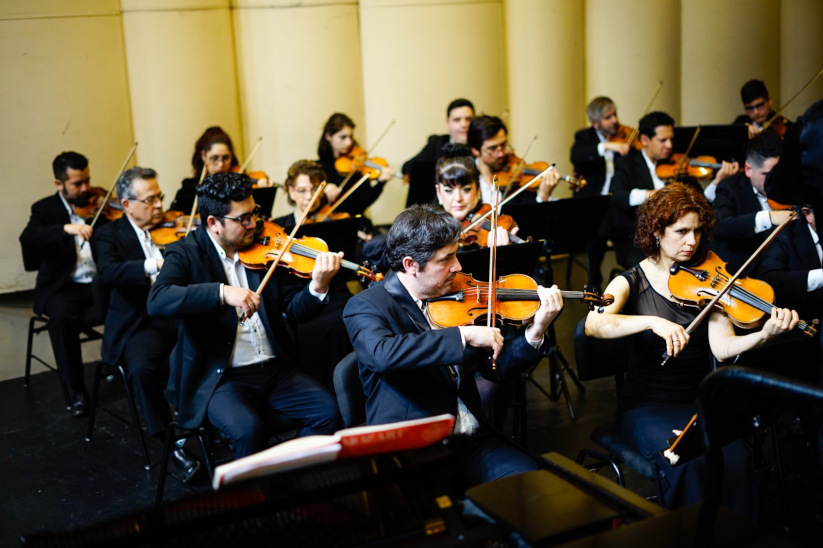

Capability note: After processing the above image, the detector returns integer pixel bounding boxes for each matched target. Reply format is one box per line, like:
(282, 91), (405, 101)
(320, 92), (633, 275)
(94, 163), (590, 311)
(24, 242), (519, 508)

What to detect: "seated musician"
(403, 98), (475, 207)
(468, 115), (559, 205)
(712, 131), (794, 276)
(272, 159), (355, 389)
(342, 203), (564, 491)
(19, 151), (106, 417)
(585, 182), (798, 512)
(170, 126), (272, 212)
(147, 171), (342, 459)
(92, 167), (200, 481)
(570, 96), (632, 289)
(317, 113), (395, 217)
(609, 112), (734, 267)
(732, 79), (793, 140)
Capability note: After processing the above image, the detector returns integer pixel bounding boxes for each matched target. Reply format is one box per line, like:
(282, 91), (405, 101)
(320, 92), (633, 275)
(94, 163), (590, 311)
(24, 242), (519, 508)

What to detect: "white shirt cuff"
(808, 269), (823, 292)
(219, 283), (225, 305)
(597, 142), (606, 157)
(629, 188), (649, 207)
(309, 285), (328, 301)
(144, 258), (159, 277)
(754, 210), (772, 234)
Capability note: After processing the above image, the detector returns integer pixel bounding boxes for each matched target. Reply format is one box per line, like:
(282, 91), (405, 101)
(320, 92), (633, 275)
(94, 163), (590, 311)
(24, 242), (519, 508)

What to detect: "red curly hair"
(634, 182), (716, 261)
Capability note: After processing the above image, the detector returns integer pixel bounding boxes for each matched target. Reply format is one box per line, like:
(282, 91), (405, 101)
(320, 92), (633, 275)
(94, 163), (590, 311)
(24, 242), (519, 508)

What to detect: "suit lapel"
(383, 272), (429, 333)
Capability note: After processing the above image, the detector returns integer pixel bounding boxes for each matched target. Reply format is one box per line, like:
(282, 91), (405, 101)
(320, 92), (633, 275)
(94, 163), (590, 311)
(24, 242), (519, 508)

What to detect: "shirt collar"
(205, 228), (238, 262)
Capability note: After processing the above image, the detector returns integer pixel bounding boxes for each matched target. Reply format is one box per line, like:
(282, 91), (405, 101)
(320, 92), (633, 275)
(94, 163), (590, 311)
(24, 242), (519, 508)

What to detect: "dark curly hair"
(197, 171), (253, 220)
(386, 204), (462, 272)
(634, 182), (716, 262)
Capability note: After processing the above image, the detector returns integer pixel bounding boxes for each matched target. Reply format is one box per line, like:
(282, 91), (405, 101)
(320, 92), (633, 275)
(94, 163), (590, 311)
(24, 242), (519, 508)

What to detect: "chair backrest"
(573, 318), (630, 389)
(333, 351), (366, 428)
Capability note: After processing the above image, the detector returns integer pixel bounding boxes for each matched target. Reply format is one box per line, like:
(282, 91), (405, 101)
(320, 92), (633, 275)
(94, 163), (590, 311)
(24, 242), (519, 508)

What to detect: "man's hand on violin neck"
(64, 223), (93, 242)
(529, 285), (564, 336)
(224, 286), (260, 318)
(460, 326), (504, 361)
(310, 251), (344, 294)
(769, 209), (795, 226)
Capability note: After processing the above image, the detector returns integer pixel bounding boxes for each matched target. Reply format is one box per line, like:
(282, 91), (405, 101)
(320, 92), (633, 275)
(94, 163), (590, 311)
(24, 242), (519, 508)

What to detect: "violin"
(75, 187), (124, 221)
(230, 165), (278, 188)
(149, 210), (199, 248)
(238, 220), (383, 282)
(656, 153), (722, 182)
(334, 145), (401, 181)
(495, 153), (585, 191)
(460, 204), (524, 246)
(609, 124), (642, 151)
(426, 272), (613, 328)
(668, 250), (817, 337)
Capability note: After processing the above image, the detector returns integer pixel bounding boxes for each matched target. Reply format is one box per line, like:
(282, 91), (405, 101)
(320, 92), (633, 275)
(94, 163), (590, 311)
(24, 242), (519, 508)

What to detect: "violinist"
(91, 167), (200, 481)
(467, 115), (560, 206)
(732, 79), (793, 140)
(585, 182), (798, 512)
(317, 113), (395, 217)
(570, 96), (631, 289)
(147, 171), (342, 459)
(712, 130), (793, 275)
(19, 151), (106, 418)
(342, 204), (563, 491)
(403, 98), (475, 207)
(170, 126), (273, 213)
(272, 159), (356, 388)
(435, 144), (517, 248)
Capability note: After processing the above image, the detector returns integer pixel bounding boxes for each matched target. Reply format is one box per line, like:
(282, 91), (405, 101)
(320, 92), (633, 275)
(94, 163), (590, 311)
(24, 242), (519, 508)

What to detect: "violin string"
(280, 240), (366, 274)
(712, 273), (813, 332)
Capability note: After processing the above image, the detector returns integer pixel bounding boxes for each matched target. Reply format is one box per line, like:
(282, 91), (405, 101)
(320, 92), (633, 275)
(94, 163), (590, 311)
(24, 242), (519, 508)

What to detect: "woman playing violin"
(273, 160), (329, 230)
(317, 113), (395, 216)
(435, 144), (519, 248)
(467, 115), (560, 205)
(585, 182), (798, 512)
(170, 127), (273, 212)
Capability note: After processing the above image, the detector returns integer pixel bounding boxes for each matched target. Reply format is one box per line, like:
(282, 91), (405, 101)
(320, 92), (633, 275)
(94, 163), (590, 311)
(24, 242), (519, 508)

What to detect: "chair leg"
(155, 425), (179, 505)
(85, 360), (105, 442)
(24, 316), (36, 388)
(118, 364), (152, 471)
(576, 448), (626, 487)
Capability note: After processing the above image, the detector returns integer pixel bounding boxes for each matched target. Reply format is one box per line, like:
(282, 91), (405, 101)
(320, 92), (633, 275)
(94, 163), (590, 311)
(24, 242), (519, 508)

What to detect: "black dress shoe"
(70, 393), (88, 418)
(172, 447), (201, 483)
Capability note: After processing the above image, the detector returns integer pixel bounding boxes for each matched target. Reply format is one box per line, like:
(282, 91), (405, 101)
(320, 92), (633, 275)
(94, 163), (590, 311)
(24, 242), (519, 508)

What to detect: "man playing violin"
(571, 97), (632, 289)
(467, 115), (560, 206)
(148, 171), (342, 459)
(712, 130), (794, 276)
(20, 152), (107, 417)
(732, 79), (793, 140)
(403, 98), (475, 207)
(343, 203), (564, 491)
(91, 167), (200, 480)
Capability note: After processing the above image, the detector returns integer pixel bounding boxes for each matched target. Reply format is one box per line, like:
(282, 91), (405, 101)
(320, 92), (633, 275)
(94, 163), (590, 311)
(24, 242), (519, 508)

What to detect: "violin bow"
(184, 163), (209, 237)
(314, 173), (369, 222)
(760, 67), (823, 132)
(500, 135), (538, 201)
(81, 142), (138, 249)
(661, 209), (796, 366)
(240, 181), (327, 326)
(337, 119), (396, 194)
(626, 80), (663, 148)
(462, 164), (556, 236)
(673, 126), (702, 179)
(487, 175), (500, 370)
(239, 136), (263, 172)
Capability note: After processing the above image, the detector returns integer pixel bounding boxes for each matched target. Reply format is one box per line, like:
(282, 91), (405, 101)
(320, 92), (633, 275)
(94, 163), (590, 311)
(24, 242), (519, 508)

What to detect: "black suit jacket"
(147, 227), (327, 429)
(758, 218), (823, 319)
(608, 150), (655, 240)
(93, 216), (172, 364)
(318, 152), (385, 217)
(712, 172), (769, 275)
(342, 271), (547, 426)
(19, 192), (104, 314)
(570, 127), (607, 198)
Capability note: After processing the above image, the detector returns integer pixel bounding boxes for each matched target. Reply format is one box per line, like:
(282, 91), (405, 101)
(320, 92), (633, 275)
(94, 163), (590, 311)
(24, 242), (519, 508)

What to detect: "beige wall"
(3, 0), (821, 294)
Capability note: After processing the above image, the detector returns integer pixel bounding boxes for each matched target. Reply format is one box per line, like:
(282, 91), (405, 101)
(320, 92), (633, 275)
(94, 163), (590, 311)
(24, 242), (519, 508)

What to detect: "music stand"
(296, 216), (360, 260)
(252, 186), (277, 219)
(405, 160), (437, 208)
(456, 240), (545, 280)
(501, 197), (612, 421)
(673, 124), (748, 163)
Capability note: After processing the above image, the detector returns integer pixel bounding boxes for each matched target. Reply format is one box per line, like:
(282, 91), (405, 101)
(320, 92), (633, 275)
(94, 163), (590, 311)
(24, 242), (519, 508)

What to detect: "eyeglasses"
(744, 100), (768, 112)
(206, 154), (232, 164)
(481, 142), (509, 155)
(132, 193), (165, 205)
(221, 205), (261, 227)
